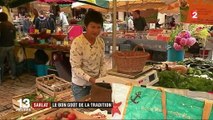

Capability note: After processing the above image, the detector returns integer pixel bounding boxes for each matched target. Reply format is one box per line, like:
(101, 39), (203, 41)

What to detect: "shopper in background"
(35, 10), (48, 32)
(70, 10), (106, 101)
(170, 17), (176, 28)
(132, 10), (147, 31)
(0, 12), (17, 81)
(127, 15), (134, 30)
(46, 12), (55, 33)
(155, 19), (163, 28)
(57, 10), (69, 32)
(32, 8), (39, 25)
(23, 14), (32, 34)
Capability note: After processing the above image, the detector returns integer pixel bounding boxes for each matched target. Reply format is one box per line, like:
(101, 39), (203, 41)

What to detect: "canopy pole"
(112, 0), (117, 69)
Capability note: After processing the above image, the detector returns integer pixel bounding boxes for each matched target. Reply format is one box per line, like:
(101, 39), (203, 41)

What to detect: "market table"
(102, 37), (168, 52)
(15, 42), (71, 81)
(102, 37), (168, 61)
(204, 38), (213, 60)
(16, 42), (70, 53)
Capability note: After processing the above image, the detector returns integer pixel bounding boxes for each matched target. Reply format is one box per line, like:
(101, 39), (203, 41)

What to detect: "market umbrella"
(107, 0), (168, 12)
(0, 0), (4, 6)
(114, 2), (167, 12)
(77, 0), (109, 8)
(37, 0), (74, 4)
(159, 1), (179, 15)
(0, 0), (35, 8)
(38, 0), (109, 8)
(37, 0), (109, 13)
(71, 2), (109, 13)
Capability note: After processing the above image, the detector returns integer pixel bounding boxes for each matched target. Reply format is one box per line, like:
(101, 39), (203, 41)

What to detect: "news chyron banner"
(16, 98), (112, 112)
(180, 0), (213, 24)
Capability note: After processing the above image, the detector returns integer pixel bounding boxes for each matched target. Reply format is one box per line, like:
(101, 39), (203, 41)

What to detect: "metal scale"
(96, 66), (159, 86)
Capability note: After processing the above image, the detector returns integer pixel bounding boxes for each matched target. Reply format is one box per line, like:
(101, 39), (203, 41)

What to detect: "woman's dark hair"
(0, 12), (8, 22)
(84, 10), (103, 27)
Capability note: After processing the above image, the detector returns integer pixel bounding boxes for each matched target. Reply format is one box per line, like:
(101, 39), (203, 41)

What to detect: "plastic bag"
(111, 83), (213, 119)
(17, 48), (25, 63)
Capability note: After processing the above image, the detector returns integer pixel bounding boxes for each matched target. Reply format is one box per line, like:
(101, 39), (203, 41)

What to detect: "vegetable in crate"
(62, 111), (70, 118)
(44, 111), (77, 120)
(156, 70), (213, 92)
(25, 91), (55, 102)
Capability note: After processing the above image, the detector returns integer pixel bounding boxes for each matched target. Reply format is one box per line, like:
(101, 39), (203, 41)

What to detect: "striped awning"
(37, 0), (74, 3)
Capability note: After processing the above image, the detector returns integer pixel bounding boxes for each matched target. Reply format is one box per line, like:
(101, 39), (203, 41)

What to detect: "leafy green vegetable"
(156, 70), (213, 92)
(25, 93), (37, 102)
(45, 97), (55, 102)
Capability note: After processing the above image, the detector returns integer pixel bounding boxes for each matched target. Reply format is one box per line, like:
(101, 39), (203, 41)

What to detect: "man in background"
(46, 12), (55, 33)
(132, 10), (147, 31)
(156, 19), (163, 28)
(0, 12), (17, 82)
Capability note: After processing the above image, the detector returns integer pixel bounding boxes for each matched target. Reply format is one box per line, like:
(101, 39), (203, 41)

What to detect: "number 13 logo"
(192, 11), (198, 19)
(18, 98), (30, 108)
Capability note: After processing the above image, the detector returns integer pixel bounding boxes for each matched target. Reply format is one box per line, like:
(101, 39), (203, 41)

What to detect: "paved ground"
(0, 55), (112, 118)
(0, 74), (36, 118)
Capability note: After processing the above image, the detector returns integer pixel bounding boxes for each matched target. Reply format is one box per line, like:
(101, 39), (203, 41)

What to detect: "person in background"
(46, 12), (55, 33)
(127, 15), (134, 30)
(32, 8), (38, 25)
(132, 10), (147, 32)
(0, 12), (17, 82)
(35, 10), (48, 32)
(57, 10), (69, 32)
(70, 10), (106, 101)
(209, 26), (213, 32)
(155, 19), (162, 28)
(49, 9), (56, 22)
(23, 14), (32, 34)
(170, 17), (176, 28)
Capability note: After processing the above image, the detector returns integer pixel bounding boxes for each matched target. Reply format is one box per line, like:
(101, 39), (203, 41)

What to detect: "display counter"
(102, 37), (167, 52)
(17, 42), (70, 53)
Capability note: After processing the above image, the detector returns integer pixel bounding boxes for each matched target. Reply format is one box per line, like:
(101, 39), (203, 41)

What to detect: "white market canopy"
(71, 0), (179, 12)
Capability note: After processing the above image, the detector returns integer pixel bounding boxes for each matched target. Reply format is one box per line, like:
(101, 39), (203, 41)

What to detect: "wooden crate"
(12, 90), (55, 111)
(36, 74), (71, 100)
(18, 108), (57, 120)
(1, 108), (56, 120)
(34, 108), (99, 120)
(12, 91), (35, 111)
(7, 108), (96, 120)
(36, 88), (74, 102)
(5, 108), (107, 119)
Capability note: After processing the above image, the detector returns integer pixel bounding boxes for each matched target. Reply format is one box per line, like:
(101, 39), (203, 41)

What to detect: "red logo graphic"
(32, 102), (51, 109)
(112, 101), (122, 116)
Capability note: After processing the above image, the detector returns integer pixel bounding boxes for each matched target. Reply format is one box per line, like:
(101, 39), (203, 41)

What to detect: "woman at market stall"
(70, 10), (106, 101)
